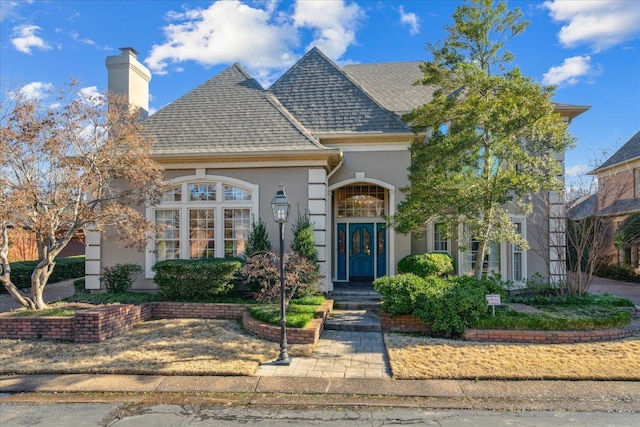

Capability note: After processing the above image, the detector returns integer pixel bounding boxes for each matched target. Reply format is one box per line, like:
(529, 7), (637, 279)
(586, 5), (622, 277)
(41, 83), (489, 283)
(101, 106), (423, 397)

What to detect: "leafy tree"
(245, 216), (272, 257)
(614, 213), (640, 253)
(394, 0), (574, 279)
(0, 80), (166, 309)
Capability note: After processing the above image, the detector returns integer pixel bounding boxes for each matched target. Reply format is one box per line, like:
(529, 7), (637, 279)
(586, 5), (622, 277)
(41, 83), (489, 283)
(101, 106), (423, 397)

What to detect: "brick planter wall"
(0, 317), (74, 340)
(463, 324), (640, 343)
(0, 300), (334, 344)
(150, 302), (247, 320)
(241, 300), (333, 345)
(73, 304), (145, 343)
(380, 312), (431, 333)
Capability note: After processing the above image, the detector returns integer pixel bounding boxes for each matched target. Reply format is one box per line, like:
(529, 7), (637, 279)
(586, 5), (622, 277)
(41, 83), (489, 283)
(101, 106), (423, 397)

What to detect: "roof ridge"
(263, 93), (329, 150)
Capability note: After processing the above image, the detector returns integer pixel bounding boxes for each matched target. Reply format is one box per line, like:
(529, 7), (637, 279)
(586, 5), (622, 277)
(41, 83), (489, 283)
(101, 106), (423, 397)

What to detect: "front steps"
(325, 283), (382, 332)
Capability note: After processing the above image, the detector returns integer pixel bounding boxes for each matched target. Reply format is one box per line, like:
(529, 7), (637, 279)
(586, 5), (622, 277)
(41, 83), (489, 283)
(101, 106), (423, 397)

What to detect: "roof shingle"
(596, 131), (640, 171)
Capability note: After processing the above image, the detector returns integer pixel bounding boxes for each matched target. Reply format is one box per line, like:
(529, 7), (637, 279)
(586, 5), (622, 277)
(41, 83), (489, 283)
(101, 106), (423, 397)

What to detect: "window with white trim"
(433, 222), (449, 253)
(151, 179), (256, 266)
(461, 225), (501, 276)
(512, 222), (523, 281)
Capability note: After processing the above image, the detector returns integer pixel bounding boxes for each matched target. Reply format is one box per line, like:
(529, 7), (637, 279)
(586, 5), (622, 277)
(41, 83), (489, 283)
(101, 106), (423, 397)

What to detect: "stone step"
(333, 300), (381, 311)
(324, 309), (381, 332)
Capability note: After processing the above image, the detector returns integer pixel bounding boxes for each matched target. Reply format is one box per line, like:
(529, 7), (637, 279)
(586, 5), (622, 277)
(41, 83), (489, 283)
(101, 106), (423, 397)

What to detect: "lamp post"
(271, 185), (291, 365)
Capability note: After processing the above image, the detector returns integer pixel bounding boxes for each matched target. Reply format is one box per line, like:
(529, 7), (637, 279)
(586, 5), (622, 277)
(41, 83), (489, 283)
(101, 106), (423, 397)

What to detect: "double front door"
(337, 223), (386, 281)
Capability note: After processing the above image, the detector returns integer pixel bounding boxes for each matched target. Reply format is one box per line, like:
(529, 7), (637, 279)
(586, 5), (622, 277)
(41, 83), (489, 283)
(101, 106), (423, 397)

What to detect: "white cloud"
(565, 164), (590, 177)
(69, 31), (95, 46)
(293, 0), (363, 59)
(0, 1), (19, 22)
(145, 0), (363, 82)
(399, 5), (420, 35)
(11, 24), (52, 54)
(145, 0), (298, 76)
(544, 0), (640, 52)
(14, 81), (53, 101)
(542, 55), (597, 86)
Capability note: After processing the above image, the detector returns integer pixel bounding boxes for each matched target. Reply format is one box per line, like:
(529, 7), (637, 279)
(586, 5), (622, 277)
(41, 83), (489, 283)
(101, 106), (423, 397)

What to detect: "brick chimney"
(106, 47), (151, 119)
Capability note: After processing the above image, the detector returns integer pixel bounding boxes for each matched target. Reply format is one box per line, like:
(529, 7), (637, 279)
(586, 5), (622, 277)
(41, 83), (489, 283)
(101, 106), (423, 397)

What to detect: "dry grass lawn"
(384, 332), (640, 380)
(0, 319), (313, 376)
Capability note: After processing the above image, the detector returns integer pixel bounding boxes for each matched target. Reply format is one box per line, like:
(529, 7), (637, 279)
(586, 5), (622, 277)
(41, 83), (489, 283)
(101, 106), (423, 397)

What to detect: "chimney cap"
(119, 47), (140, 57)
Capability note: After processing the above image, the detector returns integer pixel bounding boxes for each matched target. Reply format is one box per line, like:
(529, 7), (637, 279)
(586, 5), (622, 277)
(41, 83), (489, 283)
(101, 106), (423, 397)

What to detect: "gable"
(143, 64), (328, 156)
(269, 48), (410, 134)
(596, 130), (640, 172)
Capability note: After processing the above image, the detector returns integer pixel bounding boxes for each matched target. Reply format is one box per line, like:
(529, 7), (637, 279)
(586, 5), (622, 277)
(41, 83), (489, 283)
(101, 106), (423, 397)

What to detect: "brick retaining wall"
(381, 312), (640, 344)
(0, 300), (333, 344)
(0, 316), (74, 341)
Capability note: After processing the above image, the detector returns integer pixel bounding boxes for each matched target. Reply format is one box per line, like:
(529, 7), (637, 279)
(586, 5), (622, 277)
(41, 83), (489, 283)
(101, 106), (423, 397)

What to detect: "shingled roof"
(269, 48), (410, 134)
(595, 131), (640, 172)
(342, 61), (435, 116)
(143, 63), (328, 156)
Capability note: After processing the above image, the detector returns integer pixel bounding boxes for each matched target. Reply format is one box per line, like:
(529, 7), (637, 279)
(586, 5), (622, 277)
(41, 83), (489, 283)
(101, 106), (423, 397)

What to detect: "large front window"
(461, 225), (501, 277)
(152, 179), (255, 266)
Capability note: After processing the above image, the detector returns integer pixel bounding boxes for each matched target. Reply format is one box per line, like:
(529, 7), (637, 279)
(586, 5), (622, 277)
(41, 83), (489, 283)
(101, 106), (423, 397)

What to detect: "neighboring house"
(572, 131), (640, 268)
(85, 47), (588, 292)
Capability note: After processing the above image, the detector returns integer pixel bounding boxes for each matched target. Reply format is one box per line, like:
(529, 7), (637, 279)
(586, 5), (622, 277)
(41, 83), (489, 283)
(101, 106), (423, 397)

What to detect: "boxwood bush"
(397, 253), (454, 278)
(374, 273), (506, 337)
(2, 256), (85, 292)
(152, 258), (242, 301)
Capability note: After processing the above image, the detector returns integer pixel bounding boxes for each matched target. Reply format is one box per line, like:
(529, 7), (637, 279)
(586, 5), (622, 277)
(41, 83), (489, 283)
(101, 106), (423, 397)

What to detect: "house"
(573, 131), (640, 268)
(85, 47), (588, 292)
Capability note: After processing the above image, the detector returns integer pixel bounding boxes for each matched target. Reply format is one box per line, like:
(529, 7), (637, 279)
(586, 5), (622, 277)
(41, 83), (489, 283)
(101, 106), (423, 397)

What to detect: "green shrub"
(245, 217), (272, 257)
(73, 278), (87, 295)
(66, 292), (160, 305)
(473, 306), (632, 330)
(373, 274), (437, 316)
(397, 253), (454, 278)
(375, 274), (503, 337)
(248, 303), (318, 328)
(291, 211), (318, 263)
(152, 258), (242, 301)
(2, 256), (85, 291)
(595, 263), (640, 282)
(101, 263), (142, 293)
(413, 276), (489, 337)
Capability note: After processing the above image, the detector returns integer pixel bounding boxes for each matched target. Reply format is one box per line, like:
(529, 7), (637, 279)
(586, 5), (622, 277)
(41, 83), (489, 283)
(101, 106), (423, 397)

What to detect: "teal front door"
(349, 223), (375, 280)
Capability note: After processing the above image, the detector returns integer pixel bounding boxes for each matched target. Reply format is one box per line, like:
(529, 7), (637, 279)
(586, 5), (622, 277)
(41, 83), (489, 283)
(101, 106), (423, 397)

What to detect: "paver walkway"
(255, 330), (391, 378)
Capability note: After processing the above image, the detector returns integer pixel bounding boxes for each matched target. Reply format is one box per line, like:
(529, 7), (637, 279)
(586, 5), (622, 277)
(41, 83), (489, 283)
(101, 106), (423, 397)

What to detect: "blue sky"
(1, 0), (639, 188)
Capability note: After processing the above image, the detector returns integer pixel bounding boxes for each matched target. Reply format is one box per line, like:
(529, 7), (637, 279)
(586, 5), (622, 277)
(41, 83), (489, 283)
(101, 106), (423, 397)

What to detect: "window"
(512, 222), (523, 281)
(149, 178), (257, 273)
(461, 225), (500, 276)
(336, 185), (385, 218)
(433, 222), (448, 253)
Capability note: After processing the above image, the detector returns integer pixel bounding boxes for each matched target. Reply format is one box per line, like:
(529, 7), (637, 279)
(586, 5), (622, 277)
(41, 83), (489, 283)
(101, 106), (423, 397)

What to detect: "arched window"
(149, 177), (257, 271)
(336, 185), (385, 218)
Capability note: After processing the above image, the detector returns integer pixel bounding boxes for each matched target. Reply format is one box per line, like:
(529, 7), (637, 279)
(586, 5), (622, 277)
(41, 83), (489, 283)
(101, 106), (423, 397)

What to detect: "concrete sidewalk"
(1, 374), (639, 412)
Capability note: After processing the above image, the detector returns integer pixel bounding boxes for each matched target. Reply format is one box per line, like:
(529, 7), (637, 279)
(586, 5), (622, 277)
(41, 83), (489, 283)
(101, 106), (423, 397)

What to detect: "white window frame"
(145, 174), (259, 278)
(426, 220), (451, 254)
(457, 223), (507, 277)
(511, 216), (527, 283)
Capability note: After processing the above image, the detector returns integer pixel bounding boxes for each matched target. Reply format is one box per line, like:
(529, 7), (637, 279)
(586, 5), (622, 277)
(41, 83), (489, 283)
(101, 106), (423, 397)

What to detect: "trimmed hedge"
(374, 274), (505, 337)
(1, 256), (85, 292)
(397, 253), (454, 278)
(152, 258), (242, 301)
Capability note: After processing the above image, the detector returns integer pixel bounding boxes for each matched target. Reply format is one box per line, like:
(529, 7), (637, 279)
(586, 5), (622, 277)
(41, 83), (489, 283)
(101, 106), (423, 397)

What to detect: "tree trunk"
(31, 258), (56, 310)
(0, 222), (36, 309)
(474, 239), (489, 280)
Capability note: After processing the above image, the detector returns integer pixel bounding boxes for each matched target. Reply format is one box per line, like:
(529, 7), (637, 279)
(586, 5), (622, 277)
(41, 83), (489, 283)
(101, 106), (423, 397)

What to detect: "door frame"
(336, 220), (387, 282)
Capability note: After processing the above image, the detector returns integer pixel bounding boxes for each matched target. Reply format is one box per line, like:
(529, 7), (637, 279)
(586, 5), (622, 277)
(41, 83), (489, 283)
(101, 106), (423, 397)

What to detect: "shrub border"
(380, 313), (640, 343)
(0, 300), (334, 345)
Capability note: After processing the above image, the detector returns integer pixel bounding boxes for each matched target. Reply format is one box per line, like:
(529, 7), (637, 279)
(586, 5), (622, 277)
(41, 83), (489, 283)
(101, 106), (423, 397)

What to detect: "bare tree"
(0, 80), (166, 309)
(531, 170), (630, 296)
